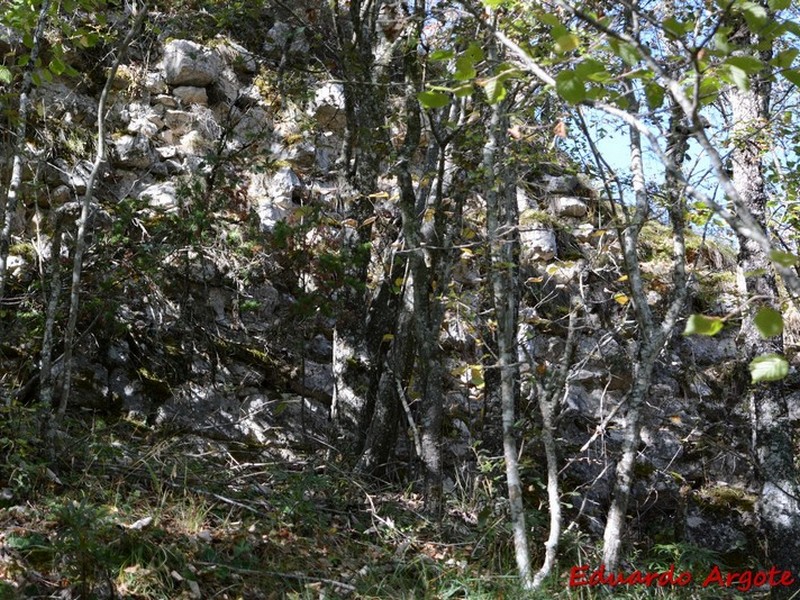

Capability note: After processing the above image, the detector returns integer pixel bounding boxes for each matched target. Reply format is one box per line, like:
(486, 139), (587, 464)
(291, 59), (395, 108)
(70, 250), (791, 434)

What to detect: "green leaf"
(575, 58), (606, 79)
(749, 353), (789, 383)
(454, 56), (476, 81)
(555, 33), (580, 53)
(770, 249), (799, 267)
(49, 57), (66, 76)
(722, 64), (750, 91)
(683, 314), (724, 336)
(735, 1), (768, 29)
(429, 49), (454, 61)
(482, 0), (504, 7)
(769, 0), (790, 8)
(754, 306), (784, 338)
(610, 39), (640, 66)
(783, 69), (800, 87)
(713, 30), (732, 54)
(773, 48), (799, 68)
(644, 82), (665, 110)
(725, 55), (764, 73)
(662, 17), (687, 39)
(0, 66), (11, 84)
(465, 42), (484, 64)
(537, 12), (561, 28)
(698, 75), (723, 105)
(417, 91), (450, 109)
(483, 77), (506, 104)
(453, 83), (474, 97)
(555, 69), (586, 104)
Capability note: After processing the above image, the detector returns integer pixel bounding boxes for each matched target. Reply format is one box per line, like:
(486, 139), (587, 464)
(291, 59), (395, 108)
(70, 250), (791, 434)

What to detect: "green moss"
(638, 222), (737, 270)
(8, 242), (36, 261)
(696, 484), (756, 513)
(520, 208), (555, 227)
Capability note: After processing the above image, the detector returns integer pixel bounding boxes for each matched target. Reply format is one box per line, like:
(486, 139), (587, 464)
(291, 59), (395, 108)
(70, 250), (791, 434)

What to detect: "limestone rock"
(516, 186), (537, 212)
(163, 39), (221, 87)
(539, 173), (595, 197)
(139, 181), (179, 212)
(163, 110), (195, 136)
(113, 134), (154, 169)
(520, 225), (556, 261)
(214, 37), (258, 74)
(154, 94), (178, 108)
(309, 82), (346, 132)
(248, 166), (302, 230)
(57, 159), (93, 194)
(263, 22), (309, 59)
(50, 184), (72, 206)
(173, 85), (208, 106)
(144, 71), (168, 94)
(551, 196), (589, 218)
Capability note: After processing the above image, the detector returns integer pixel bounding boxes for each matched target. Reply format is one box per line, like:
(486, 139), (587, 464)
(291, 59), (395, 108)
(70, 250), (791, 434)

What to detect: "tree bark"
(0, 0), (52, 302)
(327, 0), (396, 448)
(57, 7), (147, 419)
(483, 85), (532, 585)
(728, 10), (800, 595)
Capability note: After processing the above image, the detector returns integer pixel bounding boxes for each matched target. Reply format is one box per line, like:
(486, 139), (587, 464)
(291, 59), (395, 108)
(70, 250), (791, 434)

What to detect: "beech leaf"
(749, 353), (789, 383)
(754, 307), (784, 338)
(555, 69), (586, 104)
(770, 249), (799, 267)
(683, 314), (724, 336)
(418, 91), (450, 109)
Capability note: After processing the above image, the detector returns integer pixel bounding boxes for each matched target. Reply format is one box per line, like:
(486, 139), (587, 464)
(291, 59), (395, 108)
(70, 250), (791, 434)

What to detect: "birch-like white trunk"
(0, 0), (52, 301)
(483, 86), (532, 587)
(57, 8), (147, 418)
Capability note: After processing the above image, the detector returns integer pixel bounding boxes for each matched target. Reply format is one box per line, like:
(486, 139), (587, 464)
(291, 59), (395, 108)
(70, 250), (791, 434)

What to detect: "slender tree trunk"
(355, 275), (414, 474)
(601, 8), (690, 565)
(0, 0), (52, 302)
(483, 89), (532, 586)
(327, 0), (397, 448)
(728, 11), (800, 594)
(57, 7), (147, 419)
(396, 90), (443, 515)
(38, 211), (65, 411)
(531, 299), (579, 589)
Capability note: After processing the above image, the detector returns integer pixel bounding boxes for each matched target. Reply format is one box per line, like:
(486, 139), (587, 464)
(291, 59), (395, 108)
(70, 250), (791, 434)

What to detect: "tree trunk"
(531, 299), (579, 589)
(483, 90), (532, 587)
(355, 270), (413, 474)
(327, 0), (395, 448)
(0, 0), (52, 302)
(56, 8), (147, 419)
(601, 10), (690, 564)
(728, 11), (800, 594)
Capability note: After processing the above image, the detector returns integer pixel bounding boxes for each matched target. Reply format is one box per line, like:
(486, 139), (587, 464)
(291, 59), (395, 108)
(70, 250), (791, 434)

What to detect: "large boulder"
(113, 134), (154, 169)
(309, 83), (346, 132)
(551, 196), (589, 218)
(163, 39), (221, 87)
(520, 225), (557, 261)
(248, 167), (302, 230)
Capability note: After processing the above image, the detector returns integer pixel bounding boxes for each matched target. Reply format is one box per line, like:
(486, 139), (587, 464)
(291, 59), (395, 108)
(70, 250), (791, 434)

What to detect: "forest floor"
(0, 412), (765, 599)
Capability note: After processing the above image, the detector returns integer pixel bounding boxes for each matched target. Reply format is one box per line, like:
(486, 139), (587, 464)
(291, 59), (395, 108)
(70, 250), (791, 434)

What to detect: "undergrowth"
(0, 408), (767, 599)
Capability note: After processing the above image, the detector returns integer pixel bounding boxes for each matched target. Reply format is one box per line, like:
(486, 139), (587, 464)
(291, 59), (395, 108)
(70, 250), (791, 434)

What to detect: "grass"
(0, 410), (771, 599)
